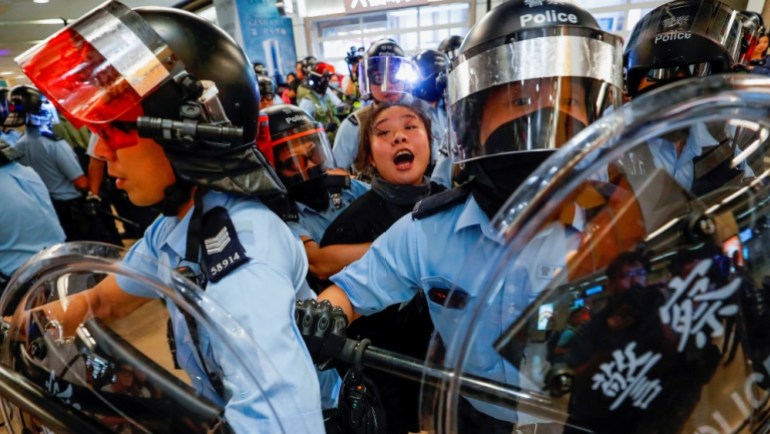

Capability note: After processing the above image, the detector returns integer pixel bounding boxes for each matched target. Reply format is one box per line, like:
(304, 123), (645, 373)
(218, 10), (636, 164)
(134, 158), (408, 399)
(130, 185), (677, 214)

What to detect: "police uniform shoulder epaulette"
(200, 206), (251, 283)
(348, 104), (373, 126)
(412, 183), (472, 220)
(40, 130), (62, 141)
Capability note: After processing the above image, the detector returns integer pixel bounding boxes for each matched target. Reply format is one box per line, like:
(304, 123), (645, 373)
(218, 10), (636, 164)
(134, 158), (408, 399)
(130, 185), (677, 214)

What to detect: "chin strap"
(158, 181), (194, 217)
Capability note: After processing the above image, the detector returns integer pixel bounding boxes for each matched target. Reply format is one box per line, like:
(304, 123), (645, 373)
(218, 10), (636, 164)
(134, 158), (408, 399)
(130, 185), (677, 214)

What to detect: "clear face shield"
(413, 74), (770, 433)
(358, 56), (418, 102)
(447, 29), (624, 163)
(0, 242), (312, 433)
(270, 123), (335, 187)
(15, 1), (180, 135)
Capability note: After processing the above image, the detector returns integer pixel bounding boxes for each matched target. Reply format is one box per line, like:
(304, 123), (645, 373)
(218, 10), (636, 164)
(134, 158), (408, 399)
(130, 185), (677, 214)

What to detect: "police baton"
(335, 338), (590, 431)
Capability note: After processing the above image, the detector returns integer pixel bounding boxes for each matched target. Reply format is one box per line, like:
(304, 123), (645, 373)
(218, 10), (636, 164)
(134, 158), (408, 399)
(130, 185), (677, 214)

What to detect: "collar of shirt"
(453, 195), (506, 245)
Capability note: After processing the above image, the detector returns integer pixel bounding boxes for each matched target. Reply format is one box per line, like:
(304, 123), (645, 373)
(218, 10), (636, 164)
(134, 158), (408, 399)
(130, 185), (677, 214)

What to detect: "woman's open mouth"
(393, 149), (414, 170)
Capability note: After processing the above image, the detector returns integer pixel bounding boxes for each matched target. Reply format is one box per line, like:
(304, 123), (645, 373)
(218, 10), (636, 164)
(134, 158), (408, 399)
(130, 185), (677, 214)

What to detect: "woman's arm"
(302, 238), (371, 280)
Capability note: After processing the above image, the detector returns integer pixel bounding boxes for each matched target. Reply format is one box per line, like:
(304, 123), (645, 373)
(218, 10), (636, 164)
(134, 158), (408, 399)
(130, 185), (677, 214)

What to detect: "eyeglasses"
(261, 93), (275, 102)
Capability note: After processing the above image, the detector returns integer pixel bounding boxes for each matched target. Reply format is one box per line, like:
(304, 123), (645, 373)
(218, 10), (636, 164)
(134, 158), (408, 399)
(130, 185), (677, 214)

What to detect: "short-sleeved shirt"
(14, 127), (84, 200)
(646, 122), (754, 191)
(332, 116), (360, 171)
(287, 179), (369, 241)
(330, 193), (581, 422)
(0, 162), (65, 276)
(118, 191), (334, 433)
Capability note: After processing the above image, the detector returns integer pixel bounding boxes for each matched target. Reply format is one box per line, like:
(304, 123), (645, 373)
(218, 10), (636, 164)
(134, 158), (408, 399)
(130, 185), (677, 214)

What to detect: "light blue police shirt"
(330, 193), (581, 422)
(1, 129), (21, 147)
(14, 127), (84, 201)
(431, 136), (453, 189)
(0, 162), (65, 276)
(413, 99), (447, 164)
(332, 116), (360, 171)
(646, 122), (754, 191)
(288, 179), (369, 241)
(118, 191), (336, 433)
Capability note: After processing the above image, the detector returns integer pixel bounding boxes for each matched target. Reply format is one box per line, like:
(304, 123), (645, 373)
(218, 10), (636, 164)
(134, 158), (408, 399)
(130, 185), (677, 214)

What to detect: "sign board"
(213, 0), (297, 85)
(344, 0), (430, 14)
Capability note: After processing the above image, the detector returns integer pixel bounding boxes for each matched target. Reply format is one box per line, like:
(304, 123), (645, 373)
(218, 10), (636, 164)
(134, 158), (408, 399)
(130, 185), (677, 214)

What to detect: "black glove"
(295, 299), (348, 370)
(83, 193), (102, 217)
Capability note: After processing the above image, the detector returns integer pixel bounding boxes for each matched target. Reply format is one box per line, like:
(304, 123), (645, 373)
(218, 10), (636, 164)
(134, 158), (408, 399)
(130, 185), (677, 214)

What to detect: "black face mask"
(288, 176), (330, 212)
(470, 153), (553, 220)
(470, 110), (588, 219)
(483, 108), (588, 156)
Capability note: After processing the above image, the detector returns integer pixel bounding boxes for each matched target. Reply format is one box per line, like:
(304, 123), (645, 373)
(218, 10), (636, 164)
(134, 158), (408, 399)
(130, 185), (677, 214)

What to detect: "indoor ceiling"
(0, 0), (182, 87)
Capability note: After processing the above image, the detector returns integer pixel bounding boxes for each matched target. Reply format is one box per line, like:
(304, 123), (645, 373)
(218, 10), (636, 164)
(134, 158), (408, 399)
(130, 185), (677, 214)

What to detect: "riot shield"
(0, 242), (311, 434)
(419, 74), (770, 433)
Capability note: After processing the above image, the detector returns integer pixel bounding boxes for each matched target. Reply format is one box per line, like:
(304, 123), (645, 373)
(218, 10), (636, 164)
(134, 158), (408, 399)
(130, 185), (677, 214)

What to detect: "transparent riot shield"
(0, 242), (311, 434)
(419, 74), (770, 434)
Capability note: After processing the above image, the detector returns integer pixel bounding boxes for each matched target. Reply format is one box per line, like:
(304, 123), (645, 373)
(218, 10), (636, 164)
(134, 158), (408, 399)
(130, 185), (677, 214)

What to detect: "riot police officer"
(258, 75), (278, 110)
(19, 2), (335, 432)
(299, 62), (343, 144)
(332, 38), (418, 173)
(621, 0), (759, 195)
(6, 85), (120, 244)
(306, 0), (624, 431)
(295, 55), (318, 102)
(258, 104), (368, 285)
(437, 34), (463, 62)
(0, 140), (65, 289)
(411, 49), (449, 175)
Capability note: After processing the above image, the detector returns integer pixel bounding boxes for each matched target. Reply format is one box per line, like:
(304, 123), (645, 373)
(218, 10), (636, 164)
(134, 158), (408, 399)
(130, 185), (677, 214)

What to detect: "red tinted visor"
(16, 1), (180, 129)
(270, 126), (335, 186)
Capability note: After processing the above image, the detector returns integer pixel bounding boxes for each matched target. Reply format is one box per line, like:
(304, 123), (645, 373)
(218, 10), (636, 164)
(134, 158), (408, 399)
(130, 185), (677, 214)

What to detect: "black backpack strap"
(412, 183), (472, 220)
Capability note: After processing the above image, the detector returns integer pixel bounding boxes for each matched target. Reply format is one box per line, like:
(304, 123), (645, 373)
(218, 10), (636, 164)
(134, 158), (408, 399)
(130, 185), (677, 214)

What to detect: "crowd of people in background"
(3, 0), (770, 433)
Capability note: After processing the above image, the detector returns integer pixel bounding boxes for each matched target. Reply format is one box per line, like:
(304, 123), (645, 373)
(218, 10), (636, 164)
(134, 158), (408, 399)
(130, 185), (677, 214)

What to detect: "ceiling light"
(0, 71), (13, 76)
(33, 0), (50, 3)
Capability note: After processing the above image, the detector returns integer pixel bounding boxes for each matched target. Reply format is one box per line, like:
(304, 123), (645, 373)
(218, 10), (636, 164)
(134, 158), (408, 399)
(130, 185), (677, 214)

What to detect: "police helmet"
(447, 0), (623, 164)
(307, 62), (335, 95)
(258, 75), (277, 100)
(624, 0), (761, 98)
(358, 38), (418, 102)
(17, 1), (284, 197)
(412, 49), (448, 103)
(253, 62), (268, 77)
(297, 56), (318, 78)
(4, 85), (42, 128)
(437, 35), (463, 62)
(258, 104), (335, 188)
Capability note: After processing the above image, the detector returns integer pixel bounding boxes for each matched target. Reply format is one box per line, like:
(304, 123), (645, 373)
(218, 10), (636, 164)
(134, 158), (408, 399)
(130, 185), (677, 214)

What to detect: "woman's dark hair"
(353, 102), (432, 174)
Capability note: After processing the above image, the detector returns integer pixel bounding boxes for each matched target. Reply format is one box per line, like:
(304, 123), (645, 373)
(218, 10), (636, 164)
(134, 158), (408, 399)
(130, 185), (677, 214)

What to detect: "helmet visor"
(358, 56), (418, 101)
(271, 123), (335, 186)
(15, 1), (181, 129)
(447, 30), (623, 163)
(450, 76), (620, 163)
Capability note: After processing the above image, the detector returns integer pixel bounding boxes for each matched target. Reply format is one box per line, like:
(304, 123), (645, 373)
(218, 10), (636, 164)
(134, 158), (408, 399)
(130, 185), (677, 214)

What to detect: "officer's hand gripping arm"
(295, 299), (349, 370)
